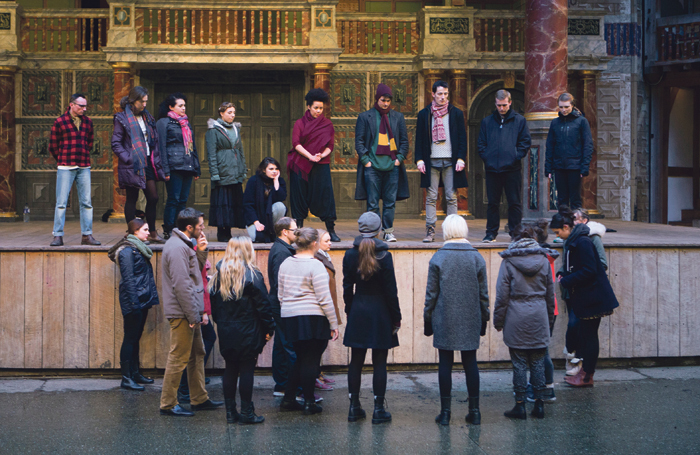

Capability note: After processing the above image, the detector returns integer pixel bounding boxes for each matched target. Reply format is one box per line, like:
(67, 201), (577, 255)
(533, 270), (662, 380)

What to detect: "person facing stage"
(288, 89), (340, 242)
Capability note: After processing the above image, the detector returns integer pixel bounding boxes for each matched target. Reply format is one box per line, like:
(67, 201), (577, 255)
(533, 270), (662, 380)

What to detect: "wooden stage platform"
(0, 219), (698, 372)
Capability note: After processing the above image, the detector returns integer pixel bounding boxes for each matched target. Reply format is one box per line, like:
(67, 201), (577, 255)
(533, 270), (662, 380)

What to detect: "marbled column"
(449, 69), (471, 216)
(0, 67), (17, 219)
(313, 64), (333, 116)
(111, 62), (134, 217)
(524, 0), (568, 116)
(581, 70), (599, 214)
(422, 70), (444, 108)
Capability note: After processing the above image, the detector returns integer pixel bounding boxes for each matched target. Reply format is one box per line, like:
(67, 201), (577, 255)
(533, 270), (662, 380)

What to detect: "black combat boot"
(435, 396), (451, 425)
(530, 399), (545, 419)
(225, 398), (239, 424)
(238, 401), (265, 424)
(372, 396), (392, 424)
(465, 396), (481, 425)
(130, 361), (154, 384)
(325, 220), (341, 242)
(348, 393), (366, 422)
(504, 400), (527, 420)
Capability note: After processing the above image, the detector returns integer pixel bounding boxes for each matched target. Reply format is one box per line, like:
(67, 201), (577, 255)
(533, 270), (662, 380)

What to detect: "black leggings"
(125, 181), (159, 233)
(580, 317), (601, 375)
(222, 352), (257, 403)
(438, 349), (480, 398)
(119, 308), (149, 365)
(348, 348), (389, 397)
(284, 339), (327, 402)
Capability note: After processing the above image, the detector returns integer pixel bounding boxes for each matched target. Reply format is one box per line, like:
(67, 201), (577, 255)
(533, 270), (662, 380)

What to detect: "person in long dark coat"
(209, 236), (275, 425)
(343, 212), (402, 424)
(108, 218), (160, 392)
(287, 88), (340, 242)
(424, 215), (488, 425)
(551, 206), (619, 388)
(242, 157), (287, 243)
(111, 86), (166, 243)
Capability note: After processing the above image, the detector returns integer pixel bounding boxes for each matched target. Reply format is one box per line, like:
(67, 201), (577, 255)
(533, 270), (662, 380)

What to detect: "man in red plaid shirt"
(49, 93), (101, 246)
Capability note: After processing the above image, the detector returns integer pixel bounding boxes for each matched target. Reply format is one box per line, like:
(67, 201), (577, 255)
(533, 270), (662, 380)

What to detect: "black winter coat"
(242, 174), (288, 243)
(210, 267), (276, 359)
(111, 109), (166, 189)
(267, 238), (296, 319)
(156, 117), (201, 177)
(414, 104), (468, 190)
(545, 109), (593, 176)
(477, 109), (531, 173)
(342, 236), (402, 349)
(115, 243), (159, 316)
(559, 223), (619, 319)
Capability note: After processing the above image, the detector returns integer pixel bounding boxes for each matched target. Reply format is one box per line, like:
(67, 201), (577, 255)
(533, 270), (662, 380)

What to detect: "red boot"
(565, 370), (594, 387)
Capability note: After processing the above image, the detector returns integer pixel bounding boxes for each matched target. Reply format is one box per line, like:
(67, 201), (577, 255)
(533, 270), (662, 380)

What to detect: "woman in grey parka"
(494, 224), (555, 420)
(424, 215), (489, 426)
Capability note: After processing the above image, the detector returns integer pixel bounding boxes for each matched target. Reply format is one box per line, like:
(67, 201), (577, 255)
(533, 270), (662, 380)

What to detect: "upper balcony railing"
(135, 7), (310, 46)
(20, 10), (108, 53)
(336, 13), (419, 55)
(657, 22), (700, 63)
(473, 13), (525, 53)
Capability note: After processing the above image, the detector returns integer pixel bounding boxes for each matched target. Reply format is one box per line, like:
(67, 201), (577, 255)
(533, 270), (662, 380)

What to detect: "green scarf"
(127, 234), (153, 259)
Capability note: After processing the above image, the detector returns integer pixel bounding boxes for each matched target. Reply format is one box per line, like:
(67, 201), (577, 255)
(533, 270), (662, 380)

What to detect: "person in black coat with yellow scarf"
(551, 206), (619, 388)
(343, 212), (401, 424)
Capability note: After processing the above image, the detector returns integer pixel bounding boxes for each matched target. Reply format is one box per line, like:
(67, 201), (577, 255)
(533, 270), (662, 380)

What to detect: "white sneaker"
(565, 351), (577, 372)
(566, 359), (582, 376)
(384, 233), (397, 242)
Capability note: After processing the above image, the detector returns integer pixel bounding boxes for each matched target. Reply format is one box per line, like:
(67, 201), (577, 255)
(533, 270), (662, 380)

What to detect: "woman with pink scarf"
(156, 92), (201, 238)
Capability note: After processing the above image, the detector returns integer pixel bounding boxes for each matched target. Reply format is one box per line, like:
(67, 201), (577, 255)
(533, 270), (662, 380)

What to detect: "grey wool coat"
(424, 242), (490, 351)
(493, 239), (555, 350)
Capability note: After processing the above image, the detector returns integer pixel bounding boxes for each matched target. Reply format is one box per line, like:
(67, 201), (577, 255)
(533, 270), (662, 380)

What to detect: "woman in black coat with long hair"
(551, 206), (619, 388)
(208, 236), (275, 425)
(242, 157), (287, 243)
(108, 218), (159, 391)
(343, 212), (402, 424)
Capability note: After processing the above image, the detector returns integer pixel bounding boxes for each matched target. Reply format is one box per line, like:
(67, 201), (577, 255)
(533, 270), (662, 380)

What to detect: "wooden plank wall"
(0, 247), (698, 369)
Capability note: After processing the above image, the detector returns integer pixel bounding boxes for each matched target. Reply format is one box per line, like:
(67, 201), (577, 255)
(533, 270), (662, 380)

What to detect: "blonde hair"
(208, 236), (259, 301)
(442, 214), (469, 241)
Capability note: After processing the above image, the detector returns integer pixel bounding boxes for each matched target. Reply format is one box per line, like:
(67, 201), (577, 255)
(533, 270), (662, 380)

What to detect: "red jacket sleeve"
(49, 120), (61, 161)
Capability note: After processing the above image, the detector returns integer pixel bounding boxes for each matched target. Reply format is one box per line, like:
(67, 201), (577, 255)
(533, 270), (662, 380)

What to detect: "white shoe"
(566, 359), (582, 376)
(564, 351), (576, 372)
(384, 233), (397, 242)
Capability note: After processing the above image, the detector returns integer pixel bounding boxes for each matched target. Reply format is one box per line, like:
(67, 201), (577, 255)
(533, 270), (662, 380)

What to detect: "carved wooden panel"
(22, 71), (63, 117)
(75, 71), (114, 117)
(381, 72), (418, 117)
(331, 72), (367, 118)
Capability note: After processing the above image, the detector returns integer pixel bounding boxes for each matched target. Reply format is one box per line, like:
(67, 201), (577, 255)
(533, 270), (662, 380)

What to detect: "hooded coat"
(559, 223), (620, 320)
(342, 236), (402, 349)
(544, 108), (593, 176)
(156, 117), (201, 177)
(493, 239), (556, 350)
(209, 267), (275, 359)
(205, 118), (246, 186)
(108, 238), (159, 316)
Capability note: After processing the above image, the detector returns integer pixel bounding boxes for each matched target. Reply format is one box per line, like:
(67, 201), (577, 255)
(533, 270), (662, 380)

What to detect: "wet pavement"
(0, 367), (698, 454)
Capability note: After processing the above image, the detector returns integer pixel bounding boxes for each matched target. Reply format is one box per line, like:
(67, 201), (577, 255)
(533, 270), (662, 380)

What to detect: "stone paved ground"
(1, 367), (698, 454)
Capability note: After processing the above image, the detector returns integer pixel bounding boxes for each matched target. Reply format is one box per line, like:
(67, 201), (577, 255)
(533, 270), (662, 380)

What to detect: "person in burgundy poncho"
(287, 89), (341, 242)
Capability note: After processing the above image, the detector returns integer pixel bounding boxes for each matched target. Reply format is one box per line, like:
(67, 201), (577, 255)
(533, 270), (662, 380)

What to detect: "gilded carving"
(429, 18), (469, 35)
(568, 18), (600, 36)
(75, 71), (114, 117)
(22, 71), (62, 117)
(330, 72), (366, 118)
(0, 13), (11, 30)
(381, 73), (418, 117)
(315, 9), (332, 28)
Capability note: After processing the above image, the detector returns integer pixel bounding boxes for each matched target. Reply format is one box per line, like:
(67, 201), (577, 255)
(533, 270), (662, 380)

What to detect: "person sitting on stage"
(288, 89), (340, 242)
(242, 157), (287, 243)
(354, 84), (410, 242)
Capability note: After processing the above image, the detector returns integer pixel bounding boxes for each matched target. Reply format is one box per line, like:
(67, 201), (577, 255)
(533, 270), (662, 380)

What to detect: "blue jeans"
(53, 167), (93, 237)
(272, 317), (297, 391)
(164, 171), (194, 233)
(364, 166), (399, 233)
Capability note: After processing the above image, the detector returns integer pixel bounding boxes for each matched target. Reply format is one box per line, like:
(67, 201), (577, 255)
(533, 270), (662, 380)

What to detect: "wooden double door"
(144, 70), (304, 219)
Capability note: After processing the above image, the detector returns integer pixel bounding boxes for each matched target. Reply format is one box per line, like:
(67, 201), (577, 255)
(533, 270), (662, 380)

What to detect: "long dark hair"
(257, 157), (281, 177)
(358, 238), (380, 280)
(550, 205), (575, 229)
(158, 92), (187, 119)
(120, 86), (148, 110)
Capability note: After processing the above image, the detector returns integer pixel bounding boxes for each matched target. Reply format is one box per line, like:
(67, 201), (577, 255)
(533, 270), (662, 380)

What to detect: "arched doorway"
(468, 81), (525, 219)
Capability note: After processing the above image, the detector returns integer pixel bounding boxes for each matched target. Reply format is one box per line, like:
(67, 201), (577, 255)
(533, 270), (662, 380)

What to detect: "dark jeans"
(283, 339), (326, 403)
(272, 318), (297, 391)
(509, 347), (546, 401)
(348, 348), (389, 397)
(364, 166), (399, 233)
(125, 181), (159, 233)
(222, 352), (257, 403)
(119, 308), (150, 365)
(438, 349), (480, 398)
(565, 300), (580, 355)
(554, 169), (582, 210)
(179, 320), (216, 391)
(579, 317), (602, 375)
(485, 170), (522, 237)
(164, 171), (194, 233)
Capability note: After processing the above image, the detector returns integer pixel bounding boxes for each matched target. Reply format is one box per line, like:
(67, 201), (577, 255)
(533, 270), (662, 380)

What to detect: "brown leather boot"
(81, 234), (101, 245)
(50, 236), (64, 246)
(147, 232), (165, 244)
(565, 370), (594, 387)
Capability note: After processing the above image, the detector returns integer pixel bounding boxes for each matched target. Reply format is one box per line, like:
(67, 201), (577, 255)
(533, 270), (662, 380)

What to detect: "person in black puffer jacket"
(209, 236), (275, 425)
(108, 219), (160, 392)
(156, 93), (201, 237)
(551, 206), (619, 389)
(545, 93), (593, 210)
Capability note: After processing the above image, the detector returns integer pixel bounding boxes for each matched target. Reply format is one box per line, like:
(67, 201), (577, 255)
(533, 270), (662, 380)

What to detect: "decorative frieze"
(568, 18), (600, 36)
(330, 72), (367, 118)
(429, 17), (469, 35)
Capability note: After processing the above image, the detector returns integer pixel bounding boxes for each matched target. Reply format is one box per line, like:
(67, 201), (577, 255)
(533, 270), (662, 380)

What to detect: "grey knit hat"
(358, 212), (381, 237)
